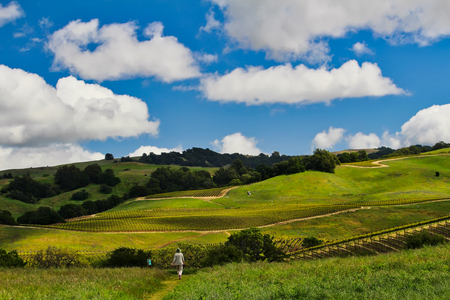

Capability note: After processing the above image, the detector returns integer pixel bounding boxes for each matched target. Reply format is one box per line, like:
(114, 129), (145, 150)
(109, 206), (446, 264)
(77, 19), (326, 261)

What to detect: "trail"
(134, 187), (238, 203)
(146, 276), (181, 300)
(341, 154), (450, 169)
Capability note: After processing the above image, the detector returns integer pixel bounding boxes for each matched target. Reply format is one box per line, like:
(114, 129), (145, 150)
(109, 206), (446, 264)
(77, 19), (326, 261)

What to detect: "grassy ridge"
(164, 244), (450, 299)
(216, 155), (450, 207)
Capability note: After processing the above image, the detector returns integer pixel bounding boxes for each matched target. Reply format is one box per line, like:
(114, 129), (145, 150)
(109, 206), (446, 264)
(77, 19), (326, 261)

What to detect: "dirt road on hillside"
(342, 154), (450, 168)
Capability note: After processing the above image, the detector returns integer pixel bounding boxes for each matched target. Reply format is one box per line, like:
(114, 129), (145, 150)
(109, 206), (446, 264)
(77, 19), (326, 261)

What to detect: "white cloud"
(0, 1), (23, 27)
(38, 17), (53, 29)
(199, 9), (221, 33)
(381, 131), (402, 149)
(351, 42), (374, 56)
(311, 127), (346, 150)
(0, 64), (160, 147)
(322, 103), (450, 151)
(0, 144), (103, 171)
(128, 145), (183, 157)
(47, 19), (200, 82)
(13, 23), (33, 38)
(346, 133), (381, 149)
(210, 0), (450, 61)
(200, 60), (406, 105)
(212, 132), (262, 155)
(195, 53), (218, 64)
(399, 103), (450, 146)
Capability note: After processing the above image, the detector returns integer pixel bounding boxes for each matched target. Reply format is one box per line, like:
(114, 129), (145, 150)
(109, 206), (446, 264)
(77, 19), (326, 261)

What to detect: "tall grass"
(165, 243), (450, 299)
(0, 267), (169, 300)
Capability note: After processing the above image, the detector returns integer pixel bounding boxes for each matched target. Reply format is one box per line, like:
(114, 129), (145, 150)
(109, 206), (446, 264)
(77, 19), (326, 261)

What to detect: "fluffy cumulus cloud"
(346, 133), (381, 149)
(200, 60), (406, 105)
(210, 0), (450, 61)
(314, 103), (450, 151)
(0, 144), (103, 170)
(399, 103), (450, 145)
(47, 19), (200, 82)
(351, 42), (374, 56)
(311, 127), (346, 150)
(128, 145), (183, 157)
(212, 132), (262, 155)
(0, 64), (160, 147)
(0, 1), (23, 27)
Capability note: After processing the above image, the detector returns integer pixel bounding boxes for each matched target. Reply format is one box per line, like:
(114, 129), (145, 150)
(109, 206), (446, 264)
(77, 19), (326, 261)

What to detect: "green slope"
(214, 155), (450, 207)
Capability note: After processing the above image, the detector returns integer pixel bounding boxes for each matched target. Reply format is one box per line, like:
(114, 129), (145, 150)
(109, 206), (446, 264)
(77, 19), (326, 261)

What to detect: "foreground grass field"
(164, 243), (450, 299)
(0, 267), (170, 300)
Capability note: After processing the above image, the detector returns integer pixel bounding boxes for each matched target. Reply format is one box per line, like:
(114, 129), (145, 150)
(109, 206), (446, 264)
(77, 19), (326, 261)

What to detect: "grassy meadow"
(164, 243), (450, 299)
(0, 267), (170, 300)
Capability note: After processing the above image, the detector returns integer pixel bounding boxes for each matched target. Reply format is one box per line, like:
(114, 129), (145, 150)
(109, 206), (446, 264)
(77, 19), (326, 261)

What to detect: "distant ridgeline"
(126, 147), (296, 168)
(336, 141), (450, 163)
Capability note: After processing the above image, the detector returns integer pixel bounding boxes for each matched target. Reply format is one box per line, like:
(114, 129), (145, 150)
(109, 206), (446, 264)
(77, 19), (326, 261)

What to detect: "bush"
(106, 247), (151, 267)
(0, 210), (17, 225)
(0, 249), (26, 268)
(17, 207), (65, 225)
(302, 236), (323, 248)
(404, 231), (446, 249)
(27, 246), (88, 268)
(204, 244), (243, 267)
(71, 189), (89, 200)
(128, 186), (149, 198)
(99, 184), (112, 194)
(225, 228), (286, 262)
(228, 179), (243, 186)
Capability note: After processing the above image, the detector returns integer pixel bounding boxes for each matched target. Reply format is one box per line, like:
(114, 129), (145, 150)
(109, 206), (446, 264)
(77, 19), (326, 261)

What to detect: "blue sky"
(1, 0), (450, 170)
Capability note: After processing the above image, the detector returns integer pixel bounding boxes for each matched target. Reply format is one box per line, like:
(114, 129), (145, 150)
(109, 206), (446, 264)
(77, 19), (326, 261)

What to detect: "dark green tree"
(308, 149), (340, 173)
(17, 207), (65, 225)
(0, 210), (17, 225)
(105, 153), (114, 160)
(225, 227), (286, 262)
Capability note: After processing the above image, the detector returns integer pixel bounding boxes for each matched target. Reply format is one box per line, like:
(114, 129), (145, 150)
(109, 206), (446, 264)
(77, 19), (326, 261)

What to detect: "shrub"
(17, 207), (65, 225)
(99, 184), (112, 194)
(204, 244), (243, 267)
(106, 247), (151, 267)
(302, 236), (323, 248)
(27, 246), (88, 268)
(128, 186), (149, 198)
(0, 210), (17, 225)
(225, 228), (286, 262)
(228, 179), (243, 186)
(404, 231), (446, 249)
(0, 249), (26, 268)
(71, 189), (89, 200)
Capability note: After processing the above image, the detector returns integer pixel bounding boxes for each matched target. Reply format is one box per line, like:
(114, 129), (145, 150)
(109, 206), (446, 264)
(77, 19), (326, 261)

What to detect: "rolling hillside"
(1, 154), (450, 252)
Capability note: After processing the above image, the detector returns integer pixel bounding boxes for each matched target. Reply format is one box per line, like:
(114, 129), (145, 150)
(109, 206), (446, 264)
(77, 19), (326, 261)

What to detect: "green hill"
(1, 154), (450, 252)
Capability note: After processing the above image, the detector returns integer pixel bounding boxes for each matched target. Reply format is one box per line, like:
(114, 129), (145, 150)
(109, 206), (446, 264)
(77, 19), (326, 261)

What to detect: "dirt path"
(342, 154), (450, 169)
(146, 276), (181, 300)
(134, 187), (239, 202)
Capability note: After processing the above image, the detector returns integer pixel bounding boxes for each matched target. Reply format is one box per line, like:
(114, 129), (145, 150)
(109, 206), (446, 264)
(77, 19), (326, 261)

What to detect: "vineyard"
(292, 215), (450, 260)
(33, 196), (450, 233)
(145, 186), (233, 199)
(43, 204), (358, 232)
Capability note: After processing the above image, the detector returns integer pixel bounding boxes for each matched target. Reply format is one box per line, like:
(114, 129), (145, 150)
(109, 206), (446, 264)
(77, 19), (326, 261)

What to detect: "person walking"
(171, 248), (185, 279)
